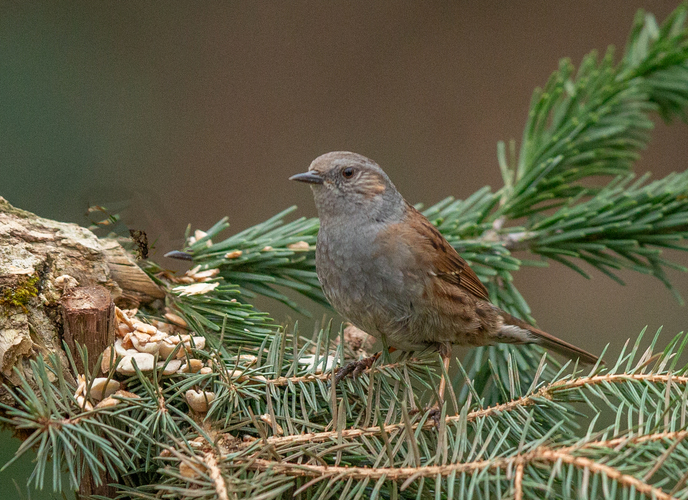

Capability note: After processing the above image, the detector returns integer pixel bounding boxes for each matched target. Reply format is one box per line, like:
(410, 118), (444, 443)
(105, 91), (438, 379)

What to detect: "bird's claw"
(333, 352), (381, 385)
(426, 405), (443, 429)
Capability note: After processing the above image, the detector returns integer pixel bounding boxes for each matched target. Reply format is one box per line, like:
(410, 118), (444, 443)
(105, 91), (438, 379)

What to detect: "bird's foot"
(425, 404), (444, 429)
(333, 352), (381, 385)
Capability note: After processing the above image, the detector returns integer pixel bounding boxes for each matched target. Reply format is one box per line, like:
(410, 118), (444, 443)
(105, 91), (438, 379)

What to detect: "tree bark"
(0, 196), (164, 403)
(61, 286), (116, 375)
(62, 287), (119, 499)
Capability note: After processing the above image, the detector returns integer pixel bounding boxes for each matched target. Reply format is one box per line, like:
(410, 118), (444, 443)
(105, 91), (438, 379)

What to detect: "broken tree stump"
(61, 286), (116, 374)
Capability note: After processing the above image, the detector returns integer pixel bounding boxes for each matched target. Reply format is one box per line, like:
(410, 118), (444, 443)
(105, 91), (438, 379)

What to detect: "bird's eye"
(342, 167), (355, 179)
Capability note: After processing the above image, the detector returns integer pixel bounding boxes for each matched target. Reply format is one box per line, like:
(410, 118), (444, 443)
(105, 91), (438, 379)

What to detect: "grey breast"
(316, 220), (432, 351)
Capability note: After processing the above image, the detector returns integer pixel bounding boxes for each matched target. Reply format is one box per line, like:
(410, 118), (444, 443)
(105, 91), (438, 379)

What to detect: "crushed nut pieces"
(102, 307), (212, 378)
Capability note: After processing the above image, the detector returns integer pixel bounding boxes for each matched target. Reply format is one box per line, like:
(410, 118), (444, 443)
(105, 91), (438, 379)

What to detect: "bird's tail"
(499, 312), (600, 365)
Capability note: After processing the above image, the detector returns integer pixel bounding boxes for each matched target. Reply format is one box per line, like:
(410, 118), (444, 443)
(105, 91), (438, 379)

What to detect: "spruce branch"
(224, 329), (686, 454)
(497, 5), (688, 220)
(0, 355), (141, 492)
(229, 442), (681, 500)
(4, 317), (688, 497)
(502, 171), (688, 301)
(122, 327), (688, 498)
(184, 207), (323, 314)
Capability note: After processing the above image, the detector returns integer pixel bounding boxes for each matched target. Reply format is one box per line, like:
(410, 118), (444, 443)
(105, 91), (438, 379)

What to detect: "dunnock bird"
(290, 152), (598, 400)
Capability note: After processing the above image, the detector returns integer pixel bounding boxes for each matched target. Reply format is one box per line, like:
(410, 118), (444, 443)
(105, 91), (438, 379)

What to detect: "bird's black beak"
(289, 171), (324, 184)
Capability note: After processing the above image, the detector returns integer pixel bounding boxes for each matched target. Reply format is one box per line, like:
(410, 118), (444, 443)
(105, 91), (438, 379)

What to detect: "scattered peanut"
(157, 359), (182, 375)
(260, 414), (284, 435)
(117, 353), (155, 375)
(164, 312), (188, 328)
(287, 240), (310, 250)
(89, 378), (120, 401)
(185, 389), (215, 412)
(180, 359), (203, 373)
(133, 322), (157, 335)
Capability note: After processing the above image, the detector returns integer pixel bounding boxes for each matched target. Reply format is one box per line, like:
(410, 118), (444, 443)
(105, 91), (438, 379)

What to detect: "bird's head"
(290, 151), (405, 223)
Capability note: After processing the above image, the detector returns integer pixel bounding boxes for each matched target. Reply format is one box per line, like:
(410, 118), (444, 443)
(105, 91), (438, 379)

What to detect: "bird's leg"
(437, 342), (452, 404)
(428, 342), (452, 426)
(333, 348), (397, 385)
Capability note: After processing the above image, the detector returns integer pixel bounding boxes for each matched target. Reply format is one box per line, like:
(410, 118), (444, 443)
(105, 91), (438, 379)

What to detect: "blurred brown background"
(1, 1), (687, 495)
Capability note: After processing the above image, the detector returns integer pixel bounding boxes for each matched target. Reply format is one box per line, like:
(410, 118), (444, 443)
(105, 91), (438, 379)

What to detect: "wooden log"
(79, 472), (118, 499)
(60, 286), (117, 498)
(101, 238), (165, 306)
(61, 286), (115, 373)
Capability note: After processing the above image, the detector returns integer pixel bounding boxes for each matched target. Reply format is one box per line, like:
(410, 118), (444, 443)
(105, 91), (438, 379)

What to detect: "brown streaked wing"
(406, 204), (490, 302)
